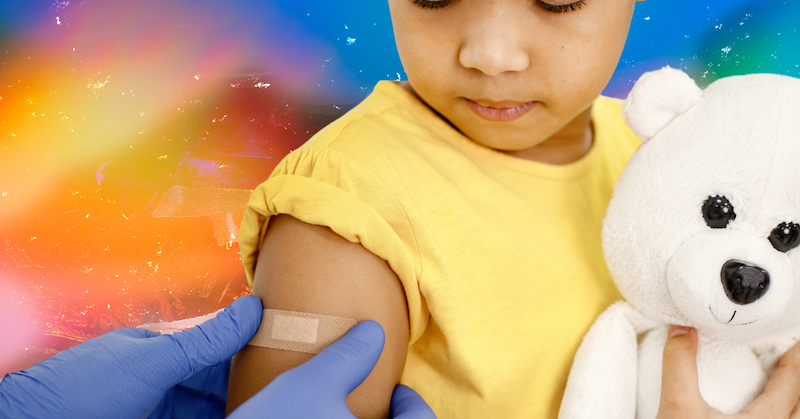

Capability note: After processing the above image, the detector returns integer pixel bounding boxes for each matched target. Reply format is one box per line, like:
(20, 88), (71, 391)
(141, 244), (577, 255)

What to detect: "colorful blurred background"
(1, 0), (798, 376)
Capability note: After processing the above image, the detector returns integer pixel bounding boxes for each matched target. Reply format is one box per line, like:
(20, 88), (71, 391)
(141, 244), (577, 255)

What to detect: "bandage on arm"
(226, 215), (410, 419)
(248, 309), (358, 354)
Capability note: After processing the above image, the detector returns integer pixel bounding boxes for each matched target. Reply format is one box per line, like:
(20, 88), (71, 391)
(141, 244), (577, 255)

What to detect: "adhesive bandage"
(247, 309), (358, 354)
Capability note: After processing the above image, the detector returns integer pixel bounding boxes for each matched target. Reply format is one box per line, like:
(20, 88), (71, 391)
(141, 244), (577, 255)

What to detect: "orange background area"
(0, 0), (350, 375)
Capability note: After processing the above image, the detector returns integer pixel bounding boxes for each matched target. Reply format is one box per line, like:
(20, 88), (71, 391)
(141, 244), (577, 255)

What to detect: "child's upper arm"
(225, 214), (411, 419)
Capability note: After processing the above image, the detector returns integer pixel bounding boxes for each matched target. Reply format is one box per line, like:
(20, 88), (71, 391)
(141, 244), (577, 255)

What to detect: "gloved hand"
(146, 353), (233, 419)
(0, 298), (436, 419)
(0, 295), (263, 419)
(388, 384), (438, 419)
(229, 320), (437, 419)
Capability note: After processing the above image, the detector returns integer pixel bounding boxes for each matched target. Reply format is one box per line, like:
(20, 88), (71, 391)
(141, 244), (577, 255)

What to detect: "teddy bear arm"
(559, 302), (642, 419)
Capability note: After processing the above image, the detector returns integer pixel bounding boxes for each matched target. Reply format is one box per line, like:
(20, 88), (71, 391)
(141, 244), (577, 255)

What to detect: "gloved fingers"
(172, 359), (231, 403)
(113, 327), (161, 339)
(390, 385), (437, 419)
(294, 320), (385, 397)
(163, 366), (228, 419)
(156, 295), (263, 381)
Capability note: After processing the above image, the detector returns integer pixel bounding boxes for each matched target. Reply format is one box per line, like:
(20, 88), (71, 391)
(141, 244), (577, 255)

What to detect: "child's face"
(388, 0), (637, 159)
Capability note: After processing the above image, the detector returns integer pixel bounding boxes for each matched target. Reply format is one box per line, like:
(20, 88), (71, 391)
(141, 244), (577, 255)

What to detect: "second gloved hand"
(228, 320), (436, 419)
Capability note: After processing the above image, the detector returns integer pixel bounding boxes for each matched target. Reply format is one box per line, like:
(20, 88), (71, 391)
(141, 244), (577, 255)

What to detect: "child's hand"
(657, 325), (800, 419)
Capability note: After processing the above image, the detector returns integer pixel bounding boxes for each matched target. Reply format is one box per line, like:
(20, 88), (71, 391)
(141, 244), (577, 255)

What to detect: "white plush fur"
(559, 67), (800, 419)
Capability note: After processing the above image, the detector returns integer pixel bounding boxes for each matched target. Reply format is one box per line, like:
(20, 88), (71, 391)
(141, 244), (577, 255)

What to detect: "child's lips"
(464, 98), (537, 122)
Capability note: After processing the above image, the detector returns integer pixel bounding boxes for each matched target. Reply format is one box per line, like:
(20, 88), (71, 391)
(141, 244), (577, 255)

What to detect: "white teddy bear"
(558, 67), (800, 419)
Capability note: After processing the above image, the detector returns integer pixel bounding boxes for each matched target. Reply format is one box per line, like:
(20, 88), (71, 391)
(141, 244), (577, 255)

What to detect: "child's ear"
(622, 66), (703, 142)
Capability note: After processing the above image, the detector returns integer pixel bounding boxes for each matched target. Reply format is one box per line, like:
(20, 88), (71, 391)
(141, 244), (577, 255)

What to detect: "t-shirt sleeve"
(238, 145), (426, 341)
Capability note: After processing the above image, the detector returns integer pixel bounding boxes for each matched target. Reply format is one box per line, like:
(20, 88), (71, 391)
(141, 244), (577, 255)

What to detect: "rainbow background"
(1, 0), (798, 375)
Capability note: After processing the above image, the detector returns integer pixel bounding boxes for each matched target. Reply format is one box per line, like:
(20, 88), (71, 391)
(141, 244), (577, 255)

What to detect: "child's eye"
(411, 0), (586, 12)
(533, 0), (587, 13)
(411, 0), (458, 9)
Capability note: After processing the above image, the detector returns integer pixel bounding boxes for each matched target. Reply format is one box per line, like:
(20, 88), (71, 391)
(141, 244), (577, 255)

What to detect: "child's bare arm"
(225, 214), (411, 419)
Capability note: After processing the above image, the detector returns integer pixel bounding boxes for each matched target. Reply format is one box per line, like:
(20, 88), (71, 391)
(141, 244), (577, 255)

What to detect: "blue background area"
(254, 0), (800, 99)
(614, 0), (800, 93)
(2, 0), (798, 100)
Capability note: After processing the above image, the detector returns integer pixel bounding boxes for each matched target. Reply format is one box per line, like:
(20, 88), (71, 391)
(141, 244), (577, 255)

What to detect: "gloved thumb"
(157, 295), (263, 382)
(390, 385), (437, 419)
(292, 320), (385, 397)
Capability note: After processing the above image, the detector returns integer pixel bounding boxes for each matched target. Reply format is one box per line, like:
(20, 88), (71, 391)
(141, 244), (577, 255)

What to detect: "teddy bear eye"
(702, 195), (736, 229)
(769, 222), (800, 253)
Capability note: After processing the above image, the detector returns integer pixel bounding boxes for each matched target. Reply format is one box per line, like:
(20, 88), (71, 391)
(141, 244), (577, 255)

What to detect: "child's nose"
(458, 7), (530, 76)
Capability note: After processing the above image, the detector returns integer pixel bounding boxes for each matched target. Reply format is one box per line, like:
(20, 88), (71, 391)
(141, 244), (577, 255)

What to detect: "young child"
(225, 0), (639, 417)
(224, 1), (800, 418)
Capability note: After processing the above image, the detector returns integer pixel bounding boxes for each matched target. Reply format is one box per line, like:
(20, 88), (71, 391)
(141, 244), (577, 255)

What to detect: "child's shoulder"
(275, 81), (458, 183)
(301, 81), (437, 152)
(276, 87), (640, 183)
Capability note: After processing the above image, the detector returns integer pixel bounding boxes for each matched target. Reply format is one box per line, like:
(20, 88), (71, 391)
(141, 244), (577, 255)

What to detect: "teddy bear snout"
(721, 260), (770, 305)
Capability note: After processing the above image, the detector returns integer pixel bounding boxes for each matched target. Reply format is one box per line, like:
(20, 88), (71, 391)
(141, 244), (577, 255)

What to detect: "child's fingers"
(744, 341), (800, 418)
(657, 326), (707, 419)
(790, 397), (800, 419)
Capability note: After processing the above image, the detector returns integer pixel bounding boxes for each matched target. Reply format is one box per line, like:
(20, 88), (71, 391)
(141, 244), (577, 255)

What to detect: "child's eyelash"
(411, 0), (458, 9)
(411, 0), (587, 13)
(533, 0), (587, 14)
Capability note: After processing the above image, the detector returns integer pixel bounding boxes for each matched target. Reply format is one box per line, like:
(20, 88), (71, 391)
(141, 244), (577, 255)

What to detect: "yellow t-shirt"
(239, 81), (640, 418)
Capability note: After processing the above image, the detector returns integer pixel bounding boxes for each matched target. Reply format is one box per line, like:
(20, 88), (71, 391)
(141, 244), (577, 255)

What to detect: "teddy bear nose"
(721, 260), (770, 305)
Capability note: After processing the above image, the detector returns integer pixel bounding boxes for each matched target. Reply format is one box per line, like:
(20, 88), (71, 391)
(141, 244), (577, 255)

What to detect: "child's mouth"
(464, 98), (537, 122)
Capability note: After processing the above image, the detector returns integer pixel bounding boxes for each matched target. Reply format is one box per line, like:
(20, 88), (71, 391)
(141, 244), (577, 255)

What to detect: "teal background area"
(611, 0), (800, 96)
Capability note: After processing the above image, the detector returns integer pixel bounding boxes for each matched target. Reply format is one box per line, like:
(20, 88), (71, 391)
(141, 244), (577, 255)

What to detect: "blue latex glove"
(0, 295), (263, 419)
(146, 354), (233, 419)
(0, 298), (436, 419)
(228, 320), (437, 419)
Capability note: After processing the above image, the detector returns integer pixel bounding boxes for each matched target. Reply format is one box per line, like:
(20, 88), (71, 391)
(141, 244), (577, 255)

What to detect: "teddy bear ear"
(622, 66), (703, 142)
